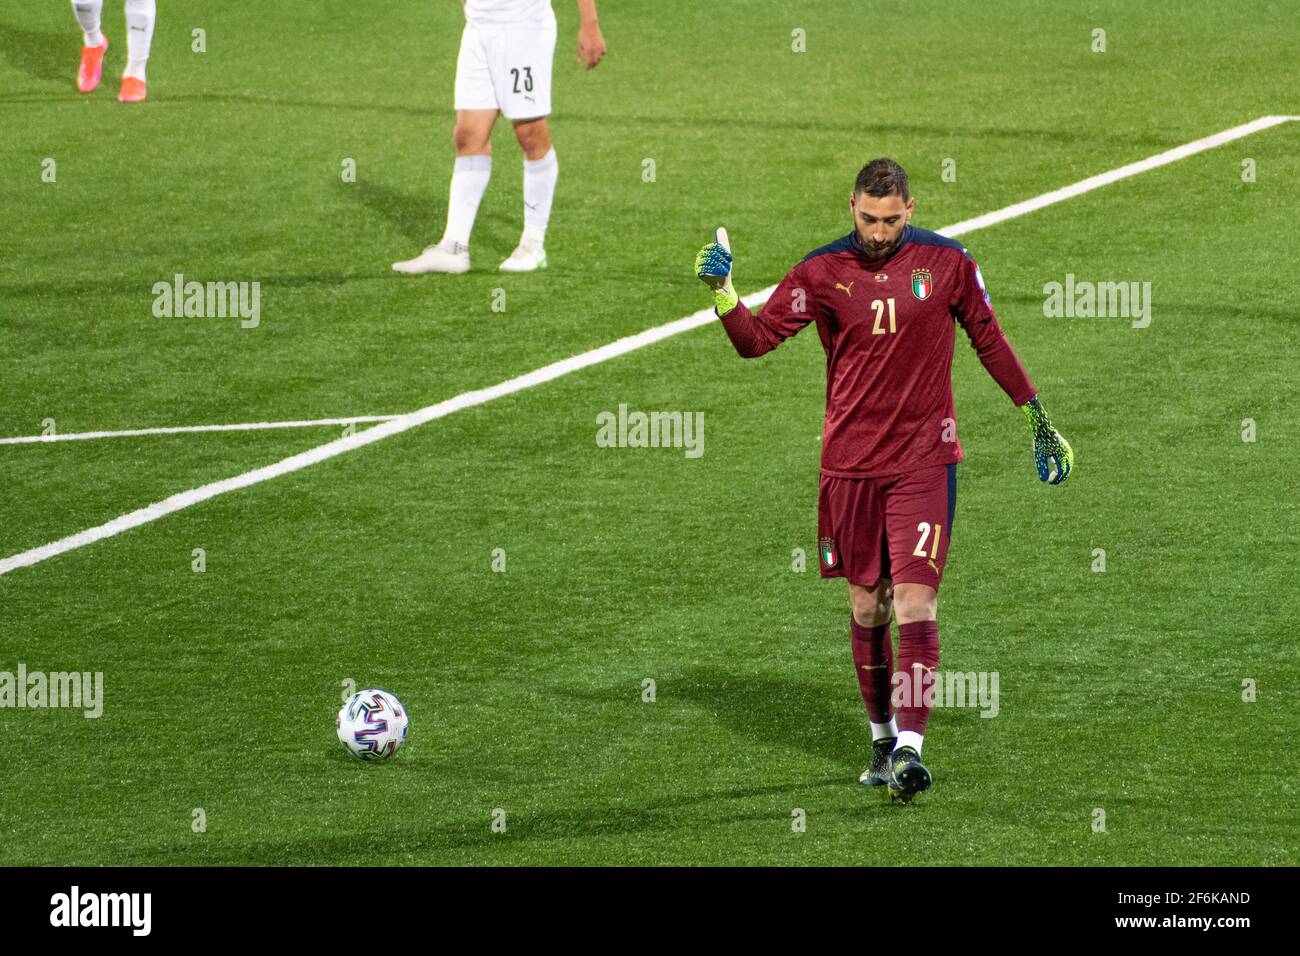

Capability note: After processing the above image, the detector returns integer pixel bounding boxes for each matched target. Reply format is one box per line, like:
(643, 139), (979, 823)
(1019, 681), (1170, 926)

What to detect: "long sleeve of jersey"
(952, 254), (1036, 406)
(718, 261), (818, 358)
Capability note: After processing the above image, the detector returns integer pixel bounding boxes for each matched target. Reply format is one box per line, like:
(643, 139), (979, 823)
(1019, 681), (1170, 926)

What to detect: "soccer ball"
(337, 689), (409, 761)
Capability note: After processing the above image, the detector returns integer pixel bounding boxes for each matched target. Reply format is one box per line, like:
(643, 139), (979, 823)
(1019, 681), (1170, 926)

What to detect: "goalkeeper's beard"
(857, 232), (902, 261)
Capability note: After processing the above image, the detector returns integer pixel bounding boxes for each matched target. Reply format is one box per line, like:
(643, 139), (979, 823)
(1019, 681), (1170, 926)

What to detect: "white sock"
(72, 0), (104, 47)
(870, 718), (898, 742)
(895, 730), (924, 755)
(521, 147), (558, 245)
(442, 154), (492, 247)
(123, 0), (155, 82)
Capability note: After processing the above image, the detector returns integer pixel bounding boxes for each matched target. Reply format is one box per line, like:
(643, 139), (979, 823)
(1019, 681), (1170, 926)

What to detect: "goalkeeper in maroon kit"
(695, 159), (1073, 803)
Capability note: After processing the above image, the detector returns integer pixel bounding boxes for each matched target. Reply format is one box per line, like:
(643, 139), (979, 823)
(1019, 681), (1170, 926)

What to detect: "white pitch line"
(938, 115), (1295, 237)
(0, 416), (402, 445)
(2, 115), (1293, 577)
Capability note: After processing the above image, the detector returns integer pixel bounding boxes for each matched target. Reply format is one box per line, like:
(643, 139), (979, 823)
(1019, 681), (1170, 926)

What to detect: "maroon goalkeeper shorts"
(817, 463), (957, 591)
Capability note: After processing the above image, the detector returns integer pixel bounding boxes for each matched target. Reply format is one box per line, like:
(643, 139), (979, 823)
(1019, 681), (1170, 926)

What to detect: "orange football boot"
(118, 76), (147, 103)
(77, 38), (108, 93)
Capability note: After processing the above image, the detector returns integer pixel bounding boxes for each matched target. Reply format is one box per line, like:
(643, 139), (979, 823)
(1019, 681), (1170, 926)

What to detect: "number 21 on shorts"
(913, 521), (942, 558)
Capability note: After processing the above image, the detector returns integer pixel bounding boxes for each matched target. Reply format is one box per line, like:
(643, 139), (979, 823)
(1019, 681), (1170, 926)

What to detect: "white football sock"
(895, 730), (924, 755)
(870, 718), (898, 742)
(72, 0), (104, 47)
(441, 154), (492, 247)
(123, 0), (155, 82)
(521, 147), (557, 244)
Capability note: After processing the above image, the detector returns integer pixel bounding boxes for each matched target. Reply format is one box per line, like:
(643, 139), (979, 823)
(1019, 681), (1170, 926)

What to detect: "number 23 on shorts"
(509, 66), (534, 93)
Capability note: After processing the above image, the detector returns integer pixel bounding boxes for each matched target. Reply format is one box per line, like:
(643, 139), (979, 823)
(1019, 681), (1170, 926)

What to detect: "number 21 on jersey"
(871, 297), (897, 335)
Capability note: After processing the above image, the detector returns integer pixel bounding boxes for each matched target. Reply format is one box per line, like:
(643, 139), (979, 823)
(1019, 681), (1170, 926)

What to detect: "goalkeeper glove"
(695, 227), (738, 315)
(1021, 395), (1074, 485)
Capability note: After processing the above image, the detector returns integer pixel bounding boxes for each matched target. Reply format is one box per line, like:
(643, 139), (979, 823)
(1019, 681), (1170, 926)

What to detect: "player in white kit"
(393, 0), (606, 275)
(70, 0), (156, 103)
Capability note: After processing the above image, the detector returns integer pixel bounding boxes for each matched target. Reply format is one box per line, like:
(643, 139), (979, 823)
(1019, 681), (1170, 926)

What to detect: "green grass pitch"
(1, 0), (1297, 865)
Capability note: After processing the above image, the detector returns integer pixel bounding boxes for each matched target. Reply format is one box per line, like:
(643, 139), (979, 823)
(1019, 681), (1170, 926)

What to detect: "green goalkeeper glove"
(695, 227), (738, 315)
(1020, 395), (1074, 485)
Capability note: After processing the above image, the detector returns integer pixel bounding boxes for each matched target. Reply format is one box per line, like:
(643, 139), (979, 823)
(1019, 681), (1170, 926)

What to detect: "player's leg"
(891, 581), (938, 789)
(393, 108), (496, 273)
(893, 585), (937, 623)
(511, 117), (552, 162)
(444, 109), (497, 247)
(118, 0), (155, 103)
(394, 21), (499, 274)
(849, 579), (891, 626)
(498, 117), (556, 271)
(882, 463), (956, 802)
(495, 16), (558, 272)
(72, 0), (108, 94)
(454, 109), (498, 157)
(850, 577), (900, 785)
(818, 474), (897, 784)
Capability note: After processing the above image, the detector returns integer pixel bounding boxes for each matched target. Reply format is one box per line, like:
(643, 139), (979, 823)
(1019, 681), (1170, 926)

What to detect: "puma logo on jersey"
(834, 281), (854, 297)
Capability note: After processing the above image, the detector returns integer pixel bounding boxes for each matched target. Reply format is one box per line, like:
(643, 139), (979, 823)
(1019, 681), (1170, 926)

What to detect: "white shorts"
(453, 17), (557, 120)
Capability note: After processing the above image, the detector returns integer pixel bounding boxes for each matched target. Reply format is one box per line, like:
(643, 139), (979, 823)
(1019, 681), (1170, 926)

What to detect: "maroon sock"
(850, 615), (893, 724)
(895, 620), (940, 735)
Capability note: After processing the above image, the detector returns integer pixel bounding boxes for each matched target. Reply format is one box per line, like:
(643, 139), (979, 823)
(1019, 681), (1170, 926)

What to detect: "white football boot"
(499, 238), (547, 273)
(392, 239), (470, 275)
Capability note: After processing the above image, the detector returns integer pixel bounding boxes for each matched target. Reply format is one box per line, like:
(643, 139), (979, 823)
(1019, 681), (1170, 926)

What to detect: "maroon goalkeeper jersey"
(719, 225), (1036, 478)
